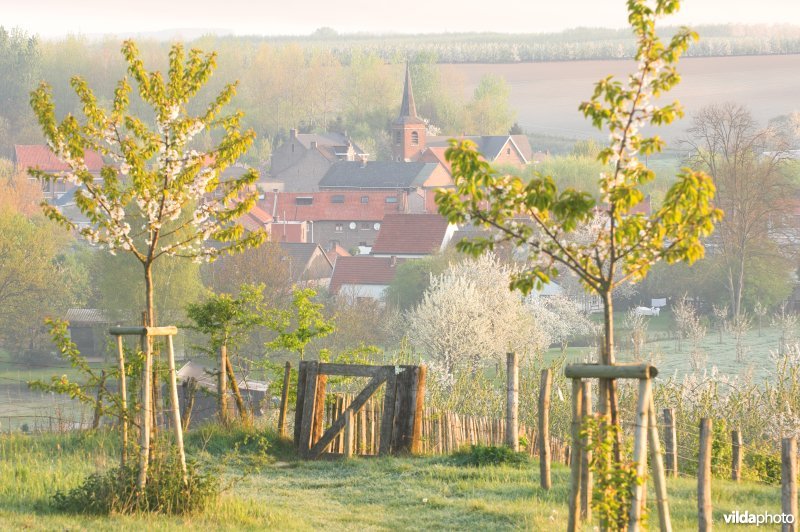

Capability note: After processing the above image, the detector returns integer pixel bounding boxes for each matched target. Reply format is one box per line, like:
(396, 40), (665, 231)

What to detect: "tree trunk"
(137, 263), (156, 490)
(601, 289), (623, 462)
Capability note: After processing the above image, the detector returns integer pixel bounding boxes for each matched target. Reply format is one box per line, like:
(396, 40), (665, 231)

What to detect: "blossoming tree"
(29, 41), (266, 487)
(436, 0), (722, 438)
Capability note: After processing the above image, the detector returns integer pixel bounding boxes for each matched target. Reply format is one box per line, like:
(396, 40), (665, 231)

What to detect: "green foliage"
(52, 456), (218, 515)
(582, 416), (644, 530)
(0, 210), (85, 352)
(384, 249), (460, 310)
(186, 284), (268, 352)
(435, 0), (722, 372)
(744, 451), (782, 485)
(452, 444), (529, 467)
(266, 287), (334, 360)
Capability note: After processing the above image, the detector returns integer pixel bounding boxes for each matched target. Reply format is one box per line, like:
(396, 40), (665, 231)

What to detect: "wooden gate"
(293, 362), (426, 459)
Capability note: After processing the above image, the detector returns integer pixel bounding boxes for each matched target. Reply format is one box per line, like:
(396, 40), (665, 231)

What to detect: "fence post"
(539, 368), (553, 490)
(580, 380), (592, 523)
(663, 408), (677, 477)
(698, 418), (713, 532)
(344, 410), (355, 458)
(731, 429), (743, 482)
(277, 361), (291, 437)
(782, 437), (798, 532)
(506, 352), (519, 451)
(567, 378), (583, 532)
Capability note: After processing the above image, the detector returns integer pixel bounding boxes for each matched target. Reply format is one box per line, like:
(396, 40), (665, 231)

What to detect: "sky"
(1, 0), (799, 38)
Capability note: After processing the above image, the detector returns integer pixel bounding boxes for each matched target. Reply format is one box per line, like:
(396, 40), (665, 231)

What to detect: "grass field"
(0, 426), (785, 531)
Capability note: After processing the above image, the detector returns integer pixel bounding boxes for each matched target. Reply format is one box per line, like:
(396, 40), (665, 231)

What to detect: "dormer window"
(411, 131), (419, 146)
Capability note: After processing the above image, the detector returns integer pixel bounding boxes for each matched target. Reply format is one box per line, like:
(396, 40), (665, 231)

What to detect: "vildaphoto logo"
(722, 510), (795, 526)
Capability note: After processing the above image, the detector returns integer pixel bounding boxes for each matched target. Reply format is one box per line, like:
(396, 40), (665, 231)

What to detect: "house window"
(361, 195), (369, 204)
(394, 131), (402, 145)
(335, 223), (343, 233)
(506, 147), (511, 155)
(361, 222), (371, 230)
(411, 131), (419, 146)
(331, 194), (345, 204)
(385, 196), (398, 204)
(296, 196), (313, 205)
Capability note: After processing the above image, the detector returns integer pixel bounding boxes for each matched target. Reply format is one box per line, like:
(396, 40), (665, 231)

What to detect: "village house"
(14, 144), (104, 199)
(370, 213), (456, 258)
(328, 255), (406, 299)
(266, 130), (367, 192)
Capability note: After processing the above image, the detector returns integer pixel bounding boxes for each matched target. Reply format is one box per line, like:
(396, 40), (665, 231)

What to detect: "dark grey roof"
(295, 133), (365, 154)
(319, 161), (438, 189)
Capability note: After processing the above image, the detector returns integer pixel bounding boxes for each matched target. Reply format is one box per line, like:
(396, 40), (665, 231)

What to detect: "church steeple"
(392, 63), (426, 161)
(398, 63), (418, 120)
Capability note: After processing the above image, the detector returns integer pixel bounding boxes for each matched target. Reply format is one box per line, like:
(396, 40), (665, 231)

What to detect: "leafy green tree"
(0, 27), (41, 155)
(384, 248), (462, 310)
(266, 287), (334, 361)
(186, 284), (267, 424)
(0, 210), (86, 354)
(466, 75), (514, 135)
(436, 0), (721, 437)
(30, 40), (266, 489)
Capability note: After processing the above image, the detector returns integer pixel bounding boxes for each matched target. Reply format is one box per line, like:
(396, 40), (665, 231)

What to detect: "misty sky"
(1, 0), (799, 38)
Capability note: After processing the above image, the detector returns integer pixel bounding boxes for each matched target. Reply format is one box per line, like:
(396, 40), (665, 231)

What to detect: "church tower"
(391, 64), (426, 161)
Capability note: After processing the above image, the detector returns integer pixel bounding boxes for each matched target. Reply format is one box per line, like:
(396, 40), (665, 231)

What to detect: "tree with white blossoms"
(436, 0), (722, 443)
(29, 41), (265, 488)
(406, 253), (550, 380)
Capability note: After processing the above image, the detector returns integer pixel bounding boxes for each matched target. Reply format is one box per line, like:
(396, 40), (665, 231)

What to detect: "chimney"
(310, 141), (318, 149)
(389, 256), (397, 268)
(360, 157), (367, 168)
(290, 128), (297, 140)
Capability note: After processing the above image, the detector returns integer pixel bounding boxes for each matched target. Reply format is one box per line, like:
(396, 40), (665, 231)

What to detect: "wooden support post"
(506, 352), (519, 451)
(312, 375), (327, 446)
(293, 362), (308, 447)
(298, 362), (319, 457)
(649, 397), (672, 532)
(663, 408), (677, 478)
(539, 368), (552, 490)
(136, 332), (152, 490)
(166, 335), (187, 483)
(116, 335), (128, 468)
(580, 380), (592, 523)
(698, 418), (713, 532)
(410, 365), (427, 454)
(731, 429), (743, 482)
(359, 403), (367, 454)
(277, 361), (291, 437)
(782, 437), (798, 532)
(629, 378), (652, 530)
(567, 379), (583, 532)
(218, 344), (228, 424)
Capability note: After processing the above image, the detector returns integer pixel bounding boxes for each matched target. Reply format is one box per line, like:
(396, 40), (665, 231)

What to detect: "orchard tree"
(436, 0), (722, 432)
(29, 40), (266, 488)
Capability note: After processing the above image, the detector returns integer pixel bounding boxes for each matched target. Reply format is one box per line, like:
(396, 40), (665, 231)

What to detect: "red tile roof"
(15, 145), (104, 173)
(329, 256), (406, 294)
(261, 191), (406, 222)
(370, 213), (451, 255)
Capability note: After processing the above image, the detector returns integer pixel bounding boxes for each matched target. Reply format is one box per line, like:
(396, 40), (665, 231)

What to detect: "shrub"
(452, 444), (529, 467)
(52, 454), (218, 515)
